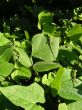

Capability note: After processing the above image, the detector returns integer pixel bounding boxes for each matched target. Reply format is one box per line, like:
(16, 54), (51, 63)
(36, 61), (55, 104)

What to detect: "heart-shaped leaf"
(0, 83), (45, 110)
(32, 33), (54, 61)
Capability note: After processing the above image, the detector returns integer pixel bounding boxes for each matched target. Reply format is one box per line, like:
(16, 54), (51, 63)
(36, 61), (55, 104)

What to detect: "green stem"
(70, 41), (82, 55)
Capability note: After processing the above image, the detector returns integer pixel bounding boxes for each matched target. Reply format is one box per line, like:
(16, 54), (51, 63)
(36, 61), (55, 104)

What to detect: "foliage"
(0, 0), (82, 110)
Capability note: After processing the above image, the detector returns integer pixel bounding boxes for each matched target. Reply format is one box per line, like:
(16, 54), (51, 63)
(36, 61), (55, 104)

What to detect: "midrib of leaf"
(33, 33), (44, 54)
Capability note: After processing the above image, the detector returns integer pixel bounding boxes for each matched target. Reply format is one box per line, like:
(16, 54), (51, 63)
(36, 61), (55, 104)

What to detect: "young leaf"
(42, 72), (56, 86)
(0, 83), (45, 110)
(33, 61), (60, 72)
(24, 30), (30, 40)
(32, 33), (54, 61)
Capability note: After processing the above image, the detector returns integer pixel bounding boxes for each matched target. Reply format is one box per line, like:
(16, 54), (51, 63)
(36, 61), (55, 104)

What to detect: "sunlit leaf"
(0, 83), (45, 110)
(33, 61), (60, 72)
(32, 33), (54, 61)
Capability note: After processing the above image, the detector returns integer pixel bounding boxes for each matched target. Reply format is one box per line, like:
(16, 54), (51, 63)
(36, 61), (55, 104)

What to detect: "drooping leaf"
(32, 33), (54, 61)
(58, 103), (68, 110)
(33, 61), (60, 72)
(0, 83), (45, 110)
(15, 47), (32, 67)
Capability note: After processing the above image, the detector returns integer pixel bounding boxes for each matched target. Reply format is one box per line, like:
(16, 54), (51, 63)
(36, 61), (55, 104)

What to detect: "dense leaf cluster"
(0, 0), (82, 110)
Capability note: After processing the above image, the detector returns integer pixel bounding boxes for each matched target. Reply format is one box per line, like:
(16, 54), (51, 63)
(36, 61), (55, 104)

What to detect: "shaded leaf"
(0, 94), (20, 110)
(67, 24), (82, 44)
(43, 24), (57, 37)
(11, 67), (31, 82)
(1, 47), (13, 61)
(38, 10), (53, 30)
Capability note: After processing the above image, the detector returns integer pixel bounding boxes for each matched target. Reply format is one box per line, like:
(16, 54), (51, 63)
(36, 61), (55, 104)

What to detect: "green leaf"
(0, 94), (20, 110)
(58, 46), (78, 66)
(24, 30), (30, 40)
(33, 61), (60, 72)
(0, 33), (10, 46)
(32, 33), (54, 61)
(51, 67), (82, 100)
(0, 43), (12, 55)
(50, 37), (59, 60)
(0, 83), (45, 110)
(67, 24), (82, 43)
(51, 67), (64, 96)
(67, 101), (82, 110)
(58, 103), (68, 110)
(11, 67), (31, 82)
(0, 57), (14, 77)
(1, 47), (13, 61)
(15, 47), (32, 67)
(42, 72), (56, 86)
(43, 24), (57, 37)
(1, 81), (13, 87)
(0, 76), (5, 82)
(38, 10), (53, 30)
